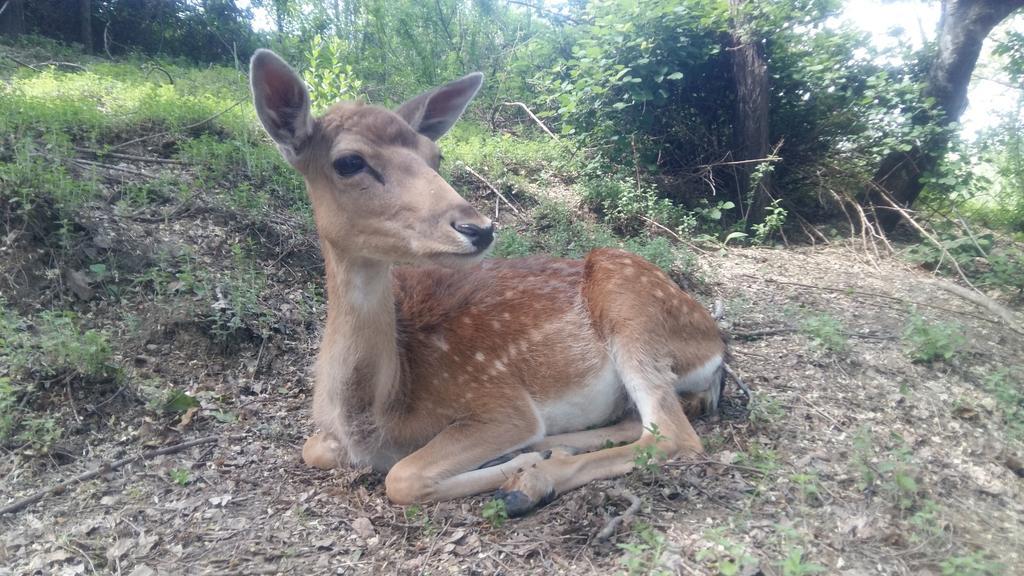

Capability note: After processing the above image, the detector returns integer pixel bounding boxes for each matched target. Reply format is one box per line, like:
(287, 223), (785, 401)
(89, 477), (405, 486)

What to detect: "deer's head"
(250, 49), (493, 265)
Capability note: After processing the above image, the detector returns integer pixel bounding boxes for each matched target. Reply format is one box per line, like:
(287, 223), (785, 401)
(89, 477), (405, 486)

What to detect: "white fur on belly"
(537, 362), (624, 435)
(675, 354), (723, 394)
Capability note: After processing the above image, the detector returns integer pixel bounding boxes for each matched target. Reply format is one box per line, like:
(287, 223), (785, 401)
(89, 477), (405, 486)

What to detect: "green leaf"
(724, 231), (748, 244)
(666, 72), (684, 80)
(164, 390), (199, 413)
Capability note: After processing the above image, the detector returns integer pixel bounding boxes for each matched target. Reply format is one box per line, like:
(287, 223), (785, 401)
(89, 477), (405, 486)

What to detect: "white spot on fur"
(432, 335), (449, 351)
(475, 352), (486, 362)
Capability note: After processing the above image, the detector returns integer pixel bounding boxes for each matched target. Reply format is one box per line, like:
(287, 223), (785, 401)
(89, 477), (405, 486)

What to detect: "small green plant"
(170, 468), (192, 486)
(481, 498), (508, 528)
(633, 423), (667, 474)
(737, 441), (779, 475)
(902, 313), (965, 363)
(36, 311), (119, 381)
(779, 546), (825, 576)
(799, 313), (848, 353)
(752, 199), (787, 244)
(788, 472), (821, 505)
(619, 522), (670, 576)
(16, 416), (62, 452)
(750, 395), (785, 426)
(940, 551), (1006, 576)
(696, 528), (758, 576)
(983, 368), (1024, 441)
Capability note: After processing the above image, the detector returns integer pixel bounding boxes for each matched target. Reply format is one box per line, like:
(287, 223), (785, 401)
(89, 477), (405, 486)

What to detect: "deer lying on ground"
(250, 49), (726, 516)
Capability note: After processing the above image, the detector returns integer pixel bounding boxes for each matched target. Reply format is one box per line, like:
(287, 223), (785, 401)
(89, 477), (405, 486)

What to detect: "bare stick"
(458, 164), (523, 215)
(112, 96), (246, 150)
(72, 158), (156, 179)
(76, 147), (186, 165)
(0, 434), (241, 516)
(754, 276), (998, 324)
(502, 101), (558, 140)
(36, 61), (89, 72)
(723, 363), (752, 400)
(144, 64), (175, 85)
(930, 278), (1023, 335)
(5, 54), (41, 72)
(639, 215), (711, 255)
(595, 485), (641, 540)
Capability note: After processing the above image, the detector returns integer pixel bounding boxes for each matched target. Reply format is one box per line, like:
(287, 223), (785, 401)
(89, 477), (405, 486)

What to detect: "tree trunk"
(0, 0), (25, 38)
(867, 0), (1024, 232)
(729, 0), (773, 230)
(80, 0), (93, 53)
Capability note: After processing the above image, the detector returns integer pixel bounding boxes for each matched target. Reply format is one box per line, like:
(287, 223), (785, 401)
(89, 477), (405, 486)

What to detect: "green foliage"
(799, 313), (847, 353)
(303, 35), (365, 108)
(984, 369), (1024, 441)
(481, 498), (508, 528)
(752, 199), (788, 244)
(940, 551), (1006, 576)
(619, 523), (670, 576)
(902, 314), (966, 364)
(632, 423), (667, 475)
(696, 528), (758, 576)
(207, 243), (274, 342)
(780, 547), (825, 576)
(170, 468), (192, 486)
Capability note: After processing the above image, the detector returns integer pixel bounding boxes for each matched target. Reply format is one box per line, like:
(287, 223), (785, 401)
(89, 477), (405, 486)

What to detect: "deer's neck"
(314, 246), (402, 450)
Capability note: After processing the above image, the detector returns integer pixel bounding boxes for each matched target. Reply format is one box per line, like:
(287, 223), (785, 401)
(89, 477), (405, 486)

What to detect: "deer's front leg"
(383, 399), (545, 504)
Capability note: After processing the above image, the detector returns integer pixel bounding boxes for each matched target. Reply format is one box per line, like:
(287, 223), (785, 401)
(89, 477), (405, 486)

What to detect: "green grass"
(902, 314), (966, 363)
(799, 312), (848, 353)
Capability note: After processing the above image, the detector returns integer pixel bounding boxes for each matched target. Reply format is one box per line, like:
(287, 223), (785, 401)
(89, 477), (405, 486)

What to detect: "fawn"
(250, 49), (725, 515)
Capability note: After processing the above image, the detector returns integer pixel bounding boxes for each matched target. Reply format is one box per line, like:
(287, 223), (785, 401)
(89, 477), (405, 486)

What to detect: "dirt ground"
(2, 183), (1023, 575)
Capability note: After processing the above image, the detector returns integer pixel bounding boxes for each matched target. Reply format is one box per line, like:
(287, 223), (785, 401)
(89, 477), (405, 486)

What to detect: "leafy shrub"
(800, 313), (847, 353)
(902, 314), (966, 363)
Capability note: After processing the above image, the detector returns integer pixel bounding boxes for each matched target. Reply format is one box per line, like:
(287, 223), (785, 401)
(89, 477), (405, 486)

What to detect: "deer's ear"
(395, 72), (483, 141)
(250, 49), (314, 161)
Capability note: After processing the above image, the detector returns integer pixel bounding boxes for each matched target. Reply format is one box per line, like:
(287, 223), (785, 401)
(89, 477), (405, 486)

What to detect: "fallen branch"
(76, 147), (186, 165)
(595, 484), (641, 541)
(639, 215), (711, 255)
(5, 54), (41, 72)
(144, 64), (174, 85)
(930, 278), (1024, 336)
(758, 277), (1003, 329)
(0, 434), (242, 516)
(502, 101), (558, 140)
(113, 96), (247, 150)
(458, 164), (523, 216)
(72, 158), (156, 179)
(37, 61), (88, 72)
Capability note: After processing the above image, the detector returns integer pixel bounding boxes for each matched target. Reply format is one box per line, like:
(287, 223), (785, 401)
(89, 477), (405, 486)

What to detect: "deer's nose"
(452, 222), (495, 251)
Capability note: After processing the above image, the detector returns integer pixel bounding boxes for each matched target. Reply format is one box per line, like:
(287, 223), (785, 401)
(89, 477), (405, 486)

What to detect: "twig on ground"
(5, 54), (41, 72)
(112, 96), (247, 150)
(930, 278), (1024, 335)
(595, 484), (641, 541)
(36, 61), (89, 72)
(757, 277), (1004, 328)
(458, 164), (523, 216)
(0, 434), (243, 516)
(76, 147), (187, 165)
(723, 362), (752, 401)
(502, 101), (558, 140)
(72, 158), (157, 179)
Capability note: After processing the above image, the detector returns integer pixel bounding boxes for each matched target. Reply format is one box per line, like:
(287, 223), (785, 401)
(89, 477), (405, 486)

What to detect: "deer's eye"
(333, 154), (366, 177)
